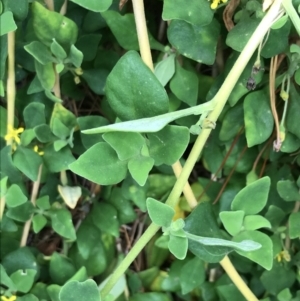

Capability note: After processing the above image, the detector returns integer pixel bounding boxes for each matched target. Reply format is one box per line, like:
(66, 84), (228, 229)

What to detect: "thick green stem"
(100, 223), (160, 298)
(282, 0), (300, 36)
(100, 0), (283, 298)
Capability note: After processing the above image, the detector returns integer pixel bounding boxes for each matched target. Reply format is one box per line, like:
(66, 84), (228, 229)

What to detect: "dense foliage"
(1, 0), (300, 301)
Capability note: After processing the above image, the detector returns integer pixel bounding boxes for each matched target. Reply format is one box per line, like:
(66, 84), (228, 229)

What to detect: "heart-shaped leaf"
(146, 198), (175, 227)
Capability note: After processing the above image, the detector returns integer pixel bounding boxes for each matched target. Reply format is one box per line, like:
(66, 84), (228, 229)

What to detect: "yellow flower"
(33, 145), (44, 156)
(210, 0), (227, 9)
(276, 250), (291, 262)
(4, 125), (24, 145)
(1, 295), (17, 301)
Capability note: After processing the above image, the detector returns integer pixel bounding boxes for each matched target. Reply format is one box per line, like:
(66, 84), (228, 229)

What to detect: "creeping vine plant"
(1, 0), (300, 301)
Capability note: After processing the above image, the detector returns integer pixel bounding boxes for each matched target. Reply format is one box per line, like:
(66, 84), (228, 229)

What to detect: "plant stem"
(220, 256), (259, 301)
(131, 0), (153, 71)
(100, 223), (160, 298)
(131, 0), (198, 208)
(282, 0), (300, 36)
(20, 165), (43, 247)
(172, 162), (198, 208)
(6, 31), (16, 147)
(0, 31), (16, 221)
(100, 0), (283, 298)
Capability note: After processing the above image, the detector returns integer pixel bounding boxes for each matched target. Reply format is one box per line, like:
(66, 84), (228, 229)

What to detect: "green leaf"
(1, 247), (39, 276)
(36, 196), (51, 210)
(216, 282), (246, 301)
(219, 103), (244, 141)
(50, 208), (77, 241)
(154, 54), (176, 87)
(286, 84), (300, 139)
(13, 146), (42, 181)
(35, 60), (56, 91)
(76, 223), (101, 260)
(219, 211), (245, 236)
(0, 11), (17, 36)
(146, 198), (175, 227)
(70, 0), (112, 12)
(68, 266), (88, 283)
(170, 61), (198, 106)
(168, 235), (188, 260)
(6, 202), (34, 222)
(51, 39), (67, 61)
(108, 187), (137, 224)
(0, 176), (8, 198)
(27, 76), (44, 95)
(264, 205), (286, 229)
(180, 257), (205, 294)
(6, 184), (28, 207)
(226, 17), (260, 52)
(91, 203), (119, 237)
(47, 284), (61, 301)
(23, 103), (46, 128)
(148, 125), (190, 166)
(244, 90), (274, 147)
(271, 14), (288, 29)
(50, 252), (76, 285)
(83, 11), (106, 32)
(260, 262), (296, 294)
(69, 142), (128, 185)
(128, 156), (155, 186)
(281, 132), (300, 153)
(243, 215), (271, 231)
(77, 116), (108, 149)
(32, 2), (78, 49)
(101, 11), (164, 51)
(68, 45), (84, 68)
(43, 144), (76, 173)
(15, 294), (39, 301)
(129, 293), (171, 301)
(59, 280), (100, 301)
(69, 239), (107, 277)
(75, 34), (102, 61)
(231, 177), (271, 215)
(105, 50), (169, 121)
(52, 117), (71, 139)
(0, 106), (8, 138)
(0, 215), (18, 232)
(0, 35), (8, 79)
(20, 129), (36, 146)
(288, 212), (300, 238)
(0, 146), (22, 183)
(2, 0), (28, 21)
(0, 264), (16, 291)
(10, 269), (37, 293)
(184, 202), (231, 263)
(233, 230), (273, 270)
(81, 69), (109, 95)
(50, 103), (77, 130)
(32, 214), (47, 233)
(261, 20), (291, 58)
(162, 0), (214, 27)
(24, 41), (54, 65)
(186, 232), (261, 251)
(277, 180), (300, 201)
(295, 68), (300, 86)
(103, 132), (145, 161)
(167, 19), (220, 65)
(277, 288), (292, 301)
